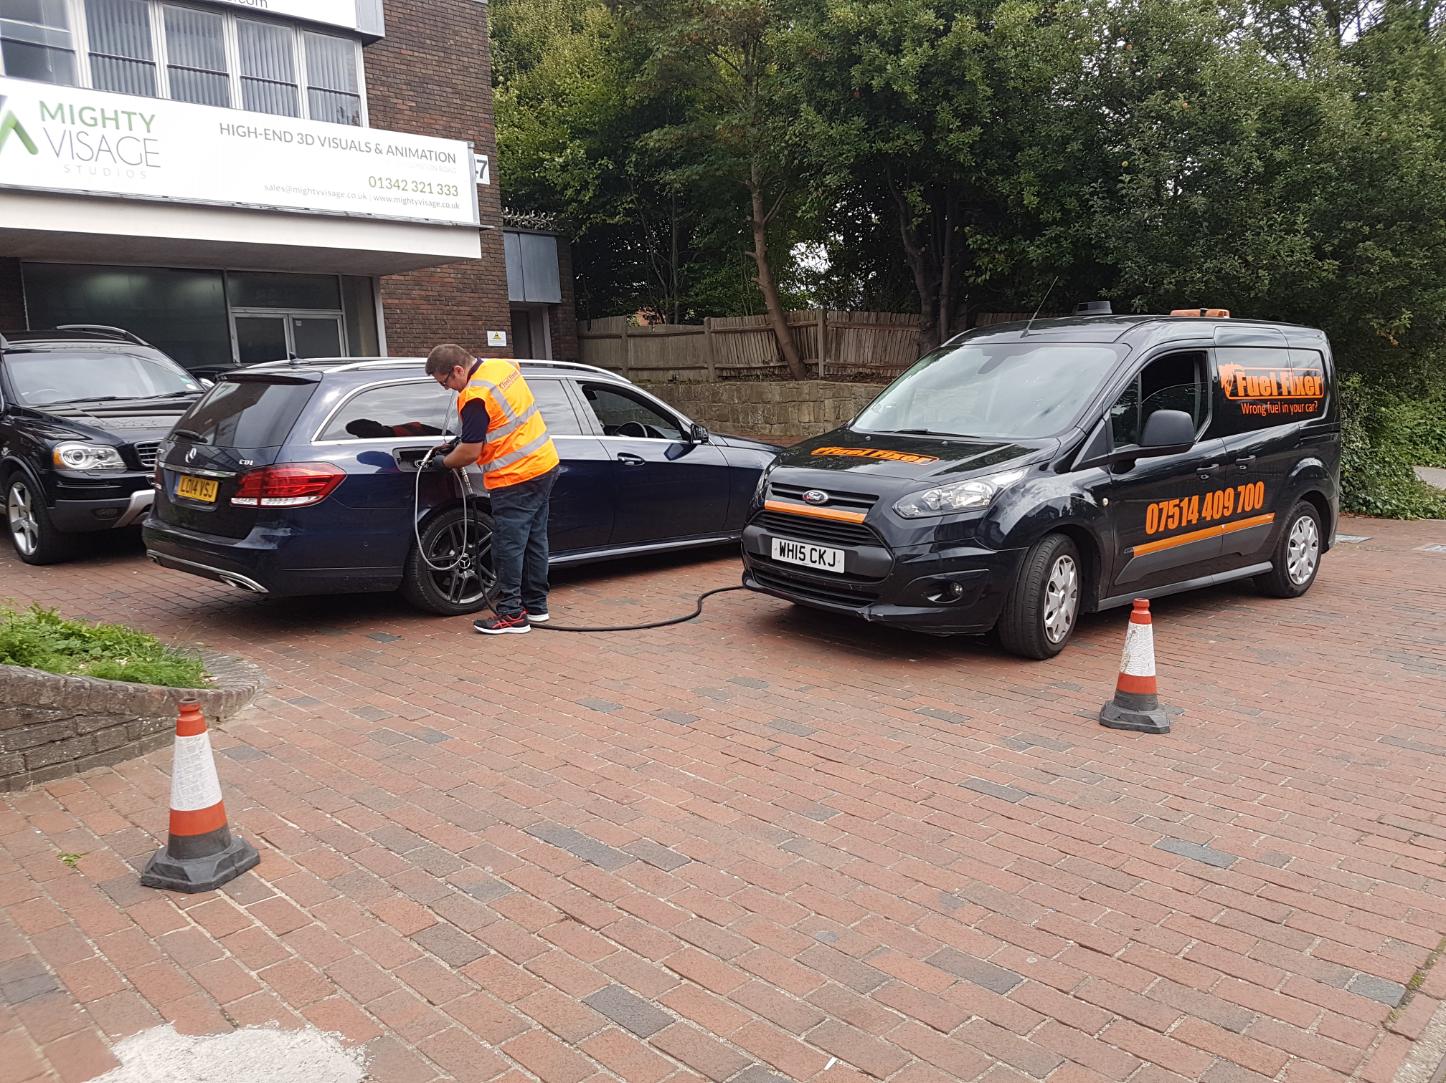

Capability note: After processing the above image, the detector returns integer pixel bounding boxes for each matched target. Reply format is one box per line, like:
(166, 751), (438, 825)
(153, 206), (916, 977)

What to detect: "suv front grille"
(132, 442), (159, 469)
(756, 510), (880, 548)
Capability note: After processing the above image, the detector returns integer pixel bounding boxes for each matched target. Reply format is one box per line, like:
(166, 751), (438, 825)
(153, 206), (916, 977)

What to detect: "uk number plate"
(176, 475), (219, 503)
(770, 536), (844, 573)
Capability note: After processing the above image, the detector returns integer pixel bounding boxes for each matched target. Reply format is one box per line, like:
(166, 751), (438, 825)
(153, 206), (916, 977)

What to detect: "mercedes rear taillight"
(231, 463), (345, 508)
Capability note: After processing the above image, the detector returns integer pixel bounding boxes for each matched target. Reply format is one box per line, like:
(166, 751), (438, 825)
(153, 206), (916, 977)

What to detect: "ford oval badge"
(802, 489), (829, 505)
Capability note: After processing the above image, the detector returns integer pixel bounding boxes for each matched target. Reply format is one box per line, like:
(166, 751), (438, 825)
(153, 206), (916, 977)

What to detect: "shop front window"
(303, 30), (360, 126)
(162, 4), (229, 107)
(237, 18), (299, 117)
(85, 0), (155, 96)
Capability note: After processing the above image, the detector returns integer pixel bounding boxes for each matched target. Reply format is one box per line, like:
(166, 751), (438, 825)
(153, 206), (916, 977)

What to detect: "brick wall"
(0, 259), (26, 330)
(548, 241), (580, 361)
(364, 0), (512, 358)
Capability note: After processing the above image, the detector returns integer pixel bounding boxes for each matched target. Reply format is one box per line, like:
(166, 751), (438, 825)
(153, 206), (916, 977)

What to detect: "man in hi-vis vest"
(425, 344), (561, 634)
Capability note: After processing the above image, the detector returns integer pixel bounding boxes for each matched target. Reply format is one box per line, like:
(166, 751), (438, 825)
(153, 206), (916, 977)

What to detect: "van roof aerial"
(1170, 308), (1231, 318)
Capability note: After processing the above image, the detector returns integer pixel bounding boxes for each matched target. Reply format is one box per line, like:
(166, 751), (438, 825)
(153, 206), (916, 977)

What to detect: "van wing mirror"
(1140, 409), (1197, 452)
(1076, 409), (1197, 471)
(689, 422), (710, 444)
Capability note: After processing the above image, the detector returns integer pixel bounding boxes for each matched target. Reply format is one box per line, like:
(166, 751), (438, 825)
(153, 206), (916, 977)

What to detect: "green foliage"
(58, 852), (83, 868)
(0, 606), (208, 688)
(1339, 373), (1446, 519)
(492, 0), (1446, 514)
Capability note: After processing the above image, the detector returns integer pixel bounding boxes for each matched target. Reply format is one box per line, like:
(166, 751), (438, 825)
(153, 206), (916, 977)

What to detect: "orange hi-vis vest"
(457, 357), (559, 490)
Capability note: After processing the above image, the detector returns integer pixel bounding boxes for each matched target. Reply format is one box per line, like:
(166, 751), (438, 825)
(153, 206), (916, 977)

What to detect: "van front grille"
(756, 510), (880, 548)
(752, 566), (880, 607)
(769, 482), (878, 512)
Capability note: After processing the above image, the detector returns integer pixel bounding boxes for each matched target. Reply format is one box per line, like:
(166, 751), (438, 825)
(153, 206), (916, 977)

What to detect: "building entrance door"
(233, 311), (345, 364)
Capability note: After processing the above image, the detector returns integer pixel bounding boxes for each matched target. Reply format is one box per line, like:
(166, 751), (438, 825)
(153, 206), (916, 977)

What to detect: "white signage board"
(0, 77), (479, 227)
(209, 0), (362, 32)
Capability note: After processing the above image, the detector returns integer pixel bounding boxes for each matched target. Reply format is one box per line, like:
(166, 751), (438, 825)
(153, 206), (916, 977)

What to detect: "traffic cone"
(141, 699), (259, 892)
(1099, 599), (1171, 735)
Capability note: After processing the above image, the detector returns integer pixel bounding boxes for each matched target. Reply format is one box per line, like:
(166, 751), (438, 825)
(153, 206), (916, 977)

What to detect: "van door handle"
(617, 453), (645, 466)
(1199, 463), (1223, 480)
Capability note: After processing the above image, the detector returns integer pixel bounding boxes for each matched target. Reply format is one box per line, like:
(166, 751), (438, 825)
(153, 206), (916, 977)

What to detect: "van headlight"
(53, 443), (126, 472)
(893, 468), (1027, 519)
(752, 464), (776, 505)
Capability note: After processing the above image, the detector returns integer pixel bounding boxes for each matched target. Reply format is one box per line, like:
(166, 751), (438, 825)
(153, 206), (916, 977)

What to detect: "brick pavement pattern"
(0, 516), (1443, 1082)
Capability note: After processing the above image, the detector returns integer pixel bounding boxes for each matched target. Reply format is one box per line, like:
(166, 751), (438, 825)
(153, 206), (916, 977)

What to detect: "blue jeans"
(489, 467), (557, 618)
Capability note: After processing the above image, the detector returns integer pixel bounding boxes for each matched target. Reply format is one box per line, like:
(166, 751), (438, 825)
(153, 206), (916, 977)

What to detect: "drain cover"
(1419, 544), (1446, 553)
(1337, 534), (1370, 543)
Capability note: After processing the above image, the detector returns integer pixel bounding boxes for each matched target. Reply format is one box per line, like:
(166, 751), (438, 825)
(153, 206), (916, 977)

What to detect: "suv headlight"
(53, 443), (126, 472)
(893, 468), (1027, 519)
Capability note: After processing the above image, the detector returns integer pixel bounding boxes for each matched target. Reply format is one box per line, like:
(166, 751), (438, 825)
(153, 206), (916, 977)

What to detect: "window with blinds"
(0, 0), (76, 85)
(303, 30), (360, 126)
(237, 18), (298, 117)
(85, 0), (155, 97)
(0, 1), (365, 127)
(162, 5), (228, 107)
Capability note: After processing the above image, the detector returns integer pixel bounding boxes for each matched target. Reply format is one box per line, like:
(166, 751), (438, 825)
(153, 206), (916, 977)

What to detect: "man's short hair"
(426, 344), (473, 377)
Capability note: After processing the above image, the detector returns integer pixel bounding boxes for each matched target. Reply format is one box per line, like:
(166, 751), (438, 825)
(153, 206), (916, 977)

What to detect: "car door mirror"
(200, 378), (214, 389)
(1140, 409), (1196, 453)
(689, 422), (710, 444)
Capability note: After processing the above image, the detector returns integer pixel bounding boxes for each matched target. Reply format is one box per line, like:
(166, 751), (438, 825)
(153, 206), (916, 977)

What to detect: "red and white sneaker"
(527, 610), (550, 623)
(473, 612), (530, 634)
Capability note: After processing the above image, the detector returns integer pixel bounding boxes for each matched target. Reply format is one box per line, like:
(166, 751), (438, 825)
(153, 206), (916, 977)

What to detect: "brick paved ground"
(0, 515), (1443, 1083)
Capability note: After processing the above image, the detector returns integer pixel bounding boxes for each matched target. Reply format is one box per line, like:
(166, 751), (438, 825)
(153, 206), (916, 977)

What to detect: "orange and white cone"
(1099, 599), (1171, 734)
(141, 699), (260, 893)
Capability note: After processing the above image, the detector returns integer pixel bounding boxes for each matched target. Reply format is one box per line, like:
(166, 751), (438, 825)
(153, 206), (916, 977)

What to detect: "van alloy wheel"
(1042, 554), (1080, 644)
(1286, 515), (1320, 586)
(7, 481), (39, 557)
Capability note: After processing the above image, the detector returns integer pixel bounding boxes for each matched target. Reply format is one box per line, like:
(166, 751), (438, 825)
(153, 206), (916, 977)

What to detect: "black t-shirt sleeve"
(459, 400), (489, 444)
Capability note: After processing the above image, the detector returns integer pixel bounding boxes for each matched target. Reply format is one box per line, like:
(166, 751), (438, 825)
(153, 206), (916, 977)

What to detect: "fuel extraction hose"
(529, 585), (748, 633)
(416, 423), (749, 633)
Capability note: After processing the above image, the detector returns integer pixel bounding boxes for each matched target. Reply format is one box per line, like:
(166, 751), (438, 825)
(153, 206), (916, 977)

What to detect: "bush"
(1339, 374), (1446, 520)
(0, 606), (208, 688)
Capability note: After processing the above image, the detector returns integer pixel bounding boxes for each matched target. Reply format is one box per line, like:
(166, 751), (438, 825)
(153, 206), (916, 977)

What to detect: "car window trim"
(310, 376), (455, 443)
(309, 374), (590, 444)
(576, 380), (691, 442)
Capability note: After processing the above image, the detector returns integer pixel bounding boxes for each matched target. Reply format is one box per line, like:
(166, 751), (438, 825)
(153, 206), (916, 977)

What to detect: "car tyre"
(997, 533), (1082, 660)
(1256, 501), (1322, 598)
(5, 472), (77, 566)
(400, 507), (500, 615)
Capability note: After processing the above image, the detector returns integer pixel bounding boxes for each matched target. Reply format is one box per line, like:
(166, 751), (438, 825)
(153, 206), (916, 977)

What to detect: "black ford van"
(740, 308), (1340, 658)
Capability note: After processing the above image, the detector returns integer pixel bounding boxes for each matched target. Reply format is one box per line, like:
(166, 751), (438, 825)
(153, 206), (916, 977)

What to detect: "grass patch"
(0, 605), (208, 689)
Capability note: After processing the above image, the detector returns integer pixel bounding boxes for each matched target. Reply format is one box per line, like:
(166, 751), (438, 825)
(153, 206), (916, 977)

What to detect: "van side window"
(1212, 347), (1327, 435)
(1109, 352), (1207, 448)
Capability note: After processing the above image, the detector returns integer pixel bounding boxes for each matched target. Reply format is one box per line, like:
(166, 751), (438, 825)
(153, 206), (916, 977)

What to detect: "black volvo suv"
(741, 307), (1341, 658)
(1, 328), (205, 564)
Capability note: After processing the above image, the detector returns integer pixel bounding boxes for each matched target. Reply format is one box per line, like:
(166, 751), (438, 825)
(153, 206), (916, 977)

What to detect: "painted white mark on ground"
(89, 1025), (366, 1083)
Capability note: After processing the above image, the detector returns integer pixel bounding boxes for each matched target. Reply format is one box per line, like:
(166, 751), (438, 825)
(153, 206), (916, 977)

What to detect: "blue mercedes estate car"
(143, 359), (780, 614)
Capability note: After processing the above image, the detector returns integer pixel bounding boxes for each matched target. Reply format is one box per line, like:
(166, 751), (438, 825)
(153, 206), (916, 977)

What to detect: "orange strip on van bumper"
(763, 500), (867, 524)
(1131, 514), (1275, 558)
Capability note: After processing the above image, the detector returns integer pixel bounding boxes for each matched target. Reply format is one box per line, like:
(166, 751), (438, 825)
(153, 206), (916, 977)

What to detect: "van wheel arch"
(1046, 524), (1103, 612)
(1297, 489), (1333, 550)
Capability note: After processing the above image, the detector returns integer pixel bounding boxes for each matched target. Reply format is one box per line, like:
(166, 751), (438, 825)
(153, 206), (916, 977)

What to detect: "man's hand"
(424, 454), (452, 472)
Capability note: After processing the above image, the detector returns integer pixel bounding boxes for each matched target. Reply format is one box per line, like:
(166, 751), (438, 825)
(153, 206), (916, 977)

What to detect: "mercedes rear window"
(177, 376), (318, 448)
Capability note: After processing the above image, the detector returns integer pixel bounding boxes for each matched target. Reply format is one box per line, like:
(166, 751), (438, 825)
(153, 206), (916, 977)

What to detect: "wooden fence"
(578, 309), (1044, 382)
(578, 310), (922, 383)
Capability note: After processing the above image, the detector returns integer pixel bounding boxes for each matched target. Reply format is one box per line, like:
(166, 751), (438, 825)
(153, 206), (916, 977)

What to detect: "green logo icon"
(0, 96), (38, 157)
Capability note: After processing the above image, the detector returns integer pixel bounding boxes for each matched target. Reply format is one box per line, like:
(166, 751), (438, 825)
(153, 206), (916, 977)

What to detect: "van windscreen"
(853, 342), (1126, 440)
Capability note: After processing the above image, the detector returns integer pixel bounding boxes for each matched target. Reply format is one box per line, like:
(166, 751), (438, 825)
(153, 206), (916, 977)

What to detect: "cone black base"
(1099, 700), (1171, 734)
(141, 832), (260, 893)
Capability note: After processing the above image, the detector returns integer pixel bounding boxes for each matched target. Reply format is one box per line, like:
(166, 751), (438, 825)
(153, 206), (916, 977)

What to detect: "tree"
(627, 0), (814, 376)
(795, 0), (1088, 352)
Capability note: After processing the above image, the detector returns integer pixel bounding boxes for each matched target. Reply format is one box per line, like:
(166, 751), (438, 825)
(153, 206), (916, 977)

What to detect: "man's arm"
(439, 398), (488, 469)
